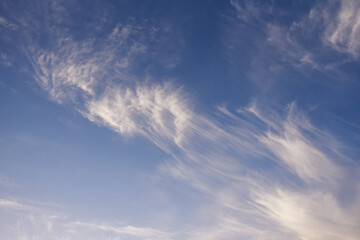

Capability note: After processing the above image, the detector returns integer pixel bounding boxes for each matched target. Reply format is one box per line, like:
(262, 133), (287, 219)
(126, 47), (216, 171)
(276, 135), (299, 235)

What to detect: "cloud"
(226, 0), (360, 87)
(258, 110), (340, 183)
(0, 0), (183, 105)
(1, 0), (360, 239)
(0, 198), (176, 240)
(255, 187), (360, 240)
(84, 83), (191, 151)
(229, 0), (265, 22)
(0, 198), (24, 208)
(157, 102), (360, 239)
(324, 0), (360, 58)
(73, 222), (175, 239)
(0, 16), (17, 29)
(226, 0), (322, 88)
(28, 23), (149, 103)
(0, 53), (12, 67)
(13, 36), (360, 240)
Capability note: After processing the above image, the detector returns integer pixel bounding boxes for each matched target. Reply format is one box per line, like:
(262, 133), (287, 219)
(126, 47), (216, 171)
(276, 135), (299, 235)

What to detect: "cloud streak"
(324, 0), (360, 58)
(158, 102), (360, 239)
(0, 198), (176, 240)
(0, 0), (360, 239)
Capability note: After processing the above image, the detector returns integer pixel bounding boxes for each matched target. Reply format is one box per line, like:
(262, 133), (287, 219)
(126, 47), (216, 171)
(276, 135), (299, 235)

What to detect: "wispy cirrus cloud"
(324, 0), (360, 58)
(84, 83), (191, 152)
(29, 22), (166, 103)
(158, 102), (360, 239)
(226, 0), (360, 88)
(0, 0), (360, 239)
(0, 198), (177, 240)
(0, 16), (17, 30)
(255, 187), (360, 240)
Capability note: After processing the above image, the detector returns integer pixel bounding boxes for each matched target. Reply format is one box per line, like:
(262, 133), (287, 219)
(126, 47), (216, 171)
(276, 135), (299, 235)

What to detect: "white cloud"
(229, 0), (263, 22)
(84, 83), (191, 150)
(19, 32), (360, 237)
(0, 53), (12, 67)
(74, 222), (175, 239)
(0, 16), (17, 29)
(324, 0), (360, 58)
(0, 198), (24, 208)
(1, 0), (360, 239)
(28, 23), (144, 103)
(259, 116), (340, 183)
(254, 188), (360, 240)
(155, 102), (360, 239)
(21, 36), (358, 237)
(227, 0), (360, 86)
(0, 198), (177, 240)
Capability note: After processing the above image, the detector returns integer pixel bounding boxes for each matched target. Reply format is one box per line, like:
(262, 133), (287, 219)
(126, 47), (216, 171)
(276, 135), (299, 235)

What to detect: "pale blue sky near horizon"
(1, 0), (360, 239)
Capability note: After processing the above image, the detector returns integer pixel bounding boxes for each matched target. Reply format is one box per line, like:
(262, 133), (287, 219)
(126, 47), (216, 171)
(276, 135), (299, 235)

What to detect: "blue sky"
(1, 0), (360, 239)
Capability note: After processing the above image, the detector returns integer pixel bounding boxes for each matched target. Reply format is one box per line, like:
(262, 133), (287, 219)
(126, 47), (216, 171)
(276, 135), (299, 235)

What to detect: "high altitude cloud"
(324, 0), (360, 58)
(0, 198), (176, 240)
(227, 0), (360, 86)
(0, 0), (360, 239)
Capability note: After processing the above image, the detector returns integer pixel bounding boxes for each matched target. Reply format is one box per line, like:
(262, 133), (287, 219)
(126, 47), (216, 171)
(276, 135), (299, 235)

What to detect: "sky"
(0, 0), (360, 239)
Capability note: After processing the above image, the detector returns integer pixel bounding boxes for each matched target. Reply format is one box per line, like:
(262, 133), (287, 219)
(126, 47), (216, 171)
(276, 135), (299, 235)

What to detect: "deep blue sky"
(1, 0), (360, 239)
